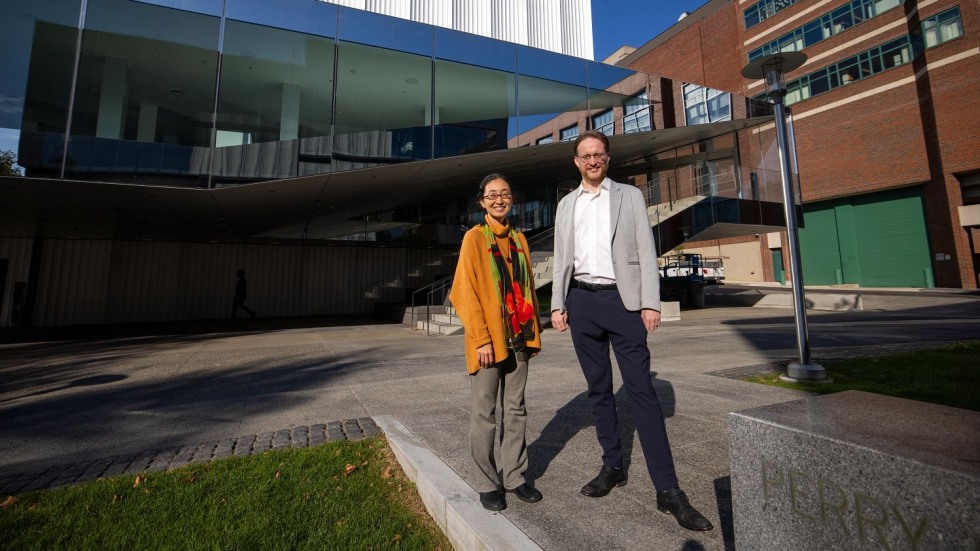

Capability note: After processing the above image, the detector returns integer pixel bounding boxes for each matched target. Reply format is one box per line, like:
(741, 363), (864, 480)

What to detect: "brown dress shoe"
(656, 487), (713, 531)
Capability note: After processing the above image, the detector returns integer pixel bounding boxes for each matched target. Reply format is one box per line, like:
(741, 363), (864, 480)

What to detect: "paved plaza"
(1, 287), (977, 550)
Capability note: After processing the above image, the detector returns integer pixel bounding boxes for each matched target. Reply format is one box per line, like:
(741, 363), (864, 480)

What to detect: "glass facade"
(2, 0), (691, 190)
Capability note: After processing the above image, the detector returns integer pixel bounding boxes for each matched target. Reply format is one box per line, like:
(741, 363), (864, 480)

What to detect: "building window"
(744, 0), (801, 30)
(560, 124), (579, 142)
(919, 7), (963, 48)
(684, 84), (731, 125)
(777, 8), (961, 106)
(748, 0), (904, 62)
(536, 135), (554, 145)
(623, 91), (651, 133)
(592, 110), (614, 135)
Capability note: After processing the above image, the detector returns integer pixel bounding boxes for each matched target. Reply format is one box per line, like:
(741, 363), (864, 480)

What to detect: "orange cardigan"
(449, 218), (541, 374)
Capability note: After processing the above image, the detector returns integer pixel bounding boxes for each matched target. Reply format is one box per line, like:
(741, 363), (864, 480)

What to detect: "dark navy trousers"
(567, 286), (679, 492)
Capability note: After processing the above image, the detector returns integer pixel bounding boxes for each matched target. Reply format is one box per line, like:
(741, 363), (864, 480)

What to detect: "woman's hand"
(477, 343), (495, 368)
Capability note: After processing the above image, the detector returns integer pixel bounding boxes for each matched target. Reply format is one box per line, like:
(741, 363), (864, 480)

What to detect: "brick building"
(623, 0), (979, 288)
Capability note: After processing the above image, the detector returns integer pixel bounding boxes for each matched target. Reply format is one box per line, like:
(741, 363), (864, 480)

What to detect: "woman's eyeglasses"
(483, 192), (513, 201)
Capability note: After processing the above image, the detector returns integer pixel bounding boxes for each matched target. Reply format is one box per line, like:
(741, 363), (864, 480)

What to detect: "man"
(550, 130), (712, 532)
(232, 269), (256, 319)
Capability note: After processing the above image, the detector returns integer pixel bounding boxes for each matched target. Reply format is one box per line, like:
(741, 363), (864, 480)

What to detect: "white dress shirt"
(572, 178), (616, 284)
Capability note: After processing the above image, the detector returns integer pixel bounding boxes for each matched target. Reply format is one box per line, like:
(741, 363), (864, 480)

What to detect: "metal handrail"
(411, 227), (555, 335)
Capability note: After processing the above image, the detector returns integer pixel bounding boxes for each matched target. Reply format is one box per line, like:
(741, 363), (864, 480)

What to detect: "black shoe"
(580, 465), (627, 497)
(479, 489), (507, 511)
(656, 487), (713, 531)
(510, 483), (543, 503)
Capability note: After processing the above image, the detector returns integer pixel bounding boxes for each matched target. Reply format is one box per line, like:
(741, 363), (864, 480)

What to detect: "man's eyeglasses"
(483, 191), (513, 201)
(576, 153), (608, 163)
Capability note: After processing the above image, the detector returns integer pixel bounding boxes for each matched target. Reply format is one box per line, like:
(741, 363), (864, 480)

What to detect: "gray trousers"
(469, 350), (529, 493)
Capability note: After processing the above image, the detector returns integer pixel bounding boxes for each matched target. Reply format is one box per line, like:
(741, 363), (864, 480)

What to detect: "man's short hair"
(573, 130), (610, 155)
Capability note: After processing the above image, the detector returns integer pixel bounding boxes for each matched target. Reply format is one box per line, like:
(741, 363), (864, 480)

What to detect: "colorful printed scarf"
(481, 221), (535, 347)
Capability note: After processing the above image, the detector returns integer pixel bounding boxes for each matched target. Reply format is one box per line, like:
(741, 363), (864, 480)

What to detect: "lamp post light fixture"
(741, 52), (829, 383)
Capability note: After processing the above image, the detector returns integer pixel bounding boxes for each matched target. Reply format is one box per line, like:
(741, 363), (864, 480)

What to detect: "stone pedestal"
(729, 391), (980, 550)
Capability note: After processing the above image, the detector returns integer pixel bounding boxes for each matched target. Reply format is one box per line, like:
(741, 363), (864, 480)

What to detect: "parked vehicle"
(659, 253), (706, 308)
(703, 257), (725, 284)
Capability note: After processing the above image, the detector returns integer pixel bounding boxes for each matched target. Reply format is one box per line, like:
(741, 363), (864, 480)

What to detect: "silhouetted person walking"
(232, 269), (256, 319)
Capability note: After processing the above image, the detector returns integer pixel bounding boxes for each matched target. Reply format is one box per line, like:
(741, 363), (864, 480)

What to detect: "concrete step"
(415, 320), (464, 335)
(429, 313), (458, 324)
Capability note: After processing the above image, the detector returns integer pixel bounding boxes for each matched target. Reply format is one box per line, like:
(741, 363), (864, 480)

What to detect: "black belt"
(570, 279), (618, 292)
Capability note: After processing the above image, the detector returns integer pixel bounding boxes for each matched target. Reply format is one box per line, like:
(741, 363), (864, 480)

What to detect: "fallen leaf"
(344, 464), (356, 476)
(133, 476), (144, 488)
(393, 533), (402, 542)
(275, 471), (281, 479)
(361, 461), (368, 466)
(1, 496), (17, 508)
(381, 466), (392, 479)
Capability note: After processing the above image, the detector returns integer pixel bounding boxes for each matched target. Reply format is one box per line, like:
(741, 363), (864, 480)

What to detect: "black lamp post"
(741, 52), (829, 383)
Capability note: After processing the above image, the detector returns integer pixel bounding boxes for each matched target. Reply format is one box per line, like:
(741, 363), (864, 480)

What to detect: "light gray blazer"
(551, 178), (661, 313)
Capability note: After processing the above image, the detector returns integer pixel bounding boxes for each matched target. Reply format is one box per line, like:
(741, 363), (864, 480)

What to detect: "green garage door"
(799, 187), (933, 287)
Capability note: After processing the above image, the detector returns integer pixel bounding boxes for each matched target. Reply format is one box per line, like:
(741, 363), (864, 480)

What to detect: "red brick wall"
(625, 0), (980, 288)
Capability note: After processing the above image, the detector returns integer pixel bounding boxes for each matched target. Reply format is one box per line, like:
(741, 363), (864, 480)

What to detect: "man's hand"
(641, 309), (661, 332)
(551, 310), (569, 332)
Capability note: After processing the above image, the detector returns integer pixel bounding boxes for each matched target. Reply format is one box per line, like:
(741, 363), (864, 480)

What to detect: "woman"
(448, 173), (543, 512)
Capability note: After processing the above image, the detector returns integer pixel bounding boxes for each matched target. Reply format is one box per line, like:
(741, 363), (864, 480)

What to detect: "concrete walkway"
(1, 288), (977, 550)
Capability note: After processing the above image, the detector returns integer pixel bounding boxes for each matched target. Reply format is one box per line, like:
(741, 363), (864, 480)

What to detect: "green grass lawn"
(746, 340), (980, 411)
(0, 437), (451, 551)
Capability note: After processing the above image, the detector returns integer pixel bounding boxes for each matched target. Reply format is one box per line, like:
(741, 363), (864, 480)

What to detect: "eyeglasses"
(483, 191), (513, 201)
(576, 153), (608, 163)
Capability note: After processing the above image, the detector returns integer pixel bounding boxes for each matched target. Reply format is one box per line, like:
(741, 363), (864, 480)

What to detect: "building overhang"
(0, 117), (773, 243)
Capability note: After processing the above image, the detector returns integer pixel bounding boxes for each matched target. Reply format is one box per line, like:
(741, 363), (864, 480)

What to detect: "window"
(776, 9), (960, 106)
(684, 84), (731, 125)
(744, 0), (802, 30)
(591, 110), (614, 134)
(748, 0), (905, 62)
(920, 7), (963, 48)
(536, 135), (554, 145)
(623, 91), (651, 133)
(560, 124), (579, 142)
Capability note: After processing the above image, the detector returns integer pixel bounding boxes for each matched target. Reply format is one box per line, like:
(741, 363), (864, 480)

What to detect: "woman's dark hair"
(477, 173), (515, 200)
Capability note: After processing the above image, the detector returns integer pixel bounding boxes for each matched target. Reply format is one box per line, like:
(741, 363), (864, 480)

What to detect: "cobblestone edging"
(0, 418), (382, 497)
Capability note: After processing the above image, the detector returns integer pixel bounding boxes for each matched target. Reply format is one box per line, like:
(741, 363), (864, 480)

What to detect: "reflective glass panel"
(433, 29), (516, 158)
(433, 58), (514, 158)
(434, 28), (517, 73)
(4, 0), (81, 177)
(338, 7), (432, 57)
(216, 20), (335, 182)
(514, 47), (588, 146)
(225, 0), (337, 38)
(334, 41), (433, 166)
(69, 0), (220, 186)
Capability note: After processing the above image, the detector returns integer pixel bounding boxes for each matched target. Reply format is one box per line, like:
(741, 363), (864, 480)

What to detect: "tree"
(0, 149), (22, 176)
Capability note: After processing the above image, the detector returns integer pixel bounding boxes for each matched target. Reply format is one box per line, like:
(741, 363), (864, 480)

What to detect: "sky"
(591, 0), (710, 62)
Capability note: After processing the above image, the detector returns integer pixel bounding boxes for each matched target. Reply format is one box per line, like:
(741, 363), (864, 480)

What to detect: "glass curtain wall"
(4, 0), (82, 178)
(433, 29), (516, 158)
(5, 0), (704, 193)
(515, 47), (589, 147)
(217, 0), (337, 184)
(67, 0), (221, 186)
